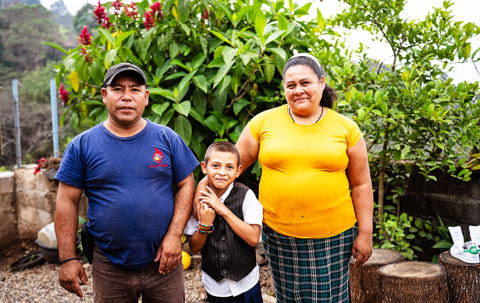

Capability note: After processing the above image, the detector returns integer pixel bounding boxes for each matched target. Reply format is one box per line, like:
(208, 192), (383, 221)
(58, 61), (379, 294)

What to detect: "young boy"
(184, 141), (264, 303)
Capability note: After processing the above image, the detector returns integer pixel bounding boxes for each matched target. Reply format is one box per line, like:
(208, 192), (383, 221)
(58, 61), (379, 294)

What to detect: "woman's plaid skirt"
(262, 224), (357, 303)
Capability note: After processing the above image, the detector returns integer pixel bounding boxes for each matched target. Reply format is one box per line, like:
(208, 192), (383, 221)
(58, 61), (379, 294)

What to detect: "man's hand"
(155, 234), (182, 274)
(352, 231), (373, 268)
(58, 260), (89, 298)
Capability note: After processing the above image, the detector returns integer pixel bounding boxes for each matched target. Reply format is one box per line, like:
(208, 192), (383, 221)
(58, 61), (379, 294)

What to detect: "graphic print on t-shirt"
(151, 147), (168, 168)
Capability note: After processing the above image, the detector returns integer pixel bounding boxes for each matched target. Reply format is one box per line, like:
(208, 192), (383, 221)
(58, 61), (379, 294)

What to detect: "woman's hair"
(283, 56), (337, 109)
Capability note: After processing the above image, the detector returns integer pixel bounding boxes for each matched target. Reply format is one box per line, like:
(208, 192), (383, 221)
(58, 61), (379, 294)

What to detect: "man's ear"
(144, 89), (150, 106)
(201, 161), (207, 174)
(236, 165), (243, 178)
(101, 88), (107, 104)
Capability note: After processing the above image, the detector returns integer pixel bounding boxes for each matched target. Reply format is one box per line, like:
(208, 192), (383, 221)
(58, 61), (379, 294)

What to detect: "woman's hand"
(352, 231), (373, 268)
(199, 186), (228, 216)
(199, 201), (216, 225)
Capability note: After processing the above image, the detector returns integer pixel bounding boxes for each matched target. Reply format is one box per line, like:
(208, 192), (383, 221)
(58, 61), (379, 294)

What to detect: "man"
(54, 62), (198, 302)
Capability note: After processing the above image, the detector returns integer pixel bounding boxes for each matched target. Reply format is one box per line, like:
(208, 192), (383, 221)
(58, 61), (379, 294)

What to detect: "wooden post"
(379, 261), (449, 303)
(349, 248), (405, 303)
(439, 250), (480, 303)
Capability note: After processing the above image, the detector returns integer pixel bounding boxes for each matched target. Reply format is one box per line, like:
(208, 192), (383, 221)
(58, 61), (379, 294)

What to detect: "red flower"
(94, 0), (107, 24)
(202, 9), (209, 20)
(102, 19), (113, 29)
(124, 1), (138, 19)
(59, 84), (69, 106)
(144, 11), (155, 31)
(78, 25), (92, 46)
(150, 1), (164, 20)
(112, 0), (123, 12)
(80, 47), (93, 63)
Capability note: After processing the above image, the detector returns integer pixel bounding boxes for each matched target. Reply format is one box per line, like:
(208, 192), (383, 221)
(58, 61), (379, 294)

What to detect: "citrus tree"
(329, 0), (480, 256)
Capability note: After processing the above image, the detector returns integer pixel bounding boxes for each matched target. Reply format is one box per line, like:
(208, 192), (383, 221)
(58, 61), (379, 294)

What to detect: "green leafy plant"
(414, 214), (453, 263)
(373, 208), (422, 260)
(50, 0), (329, 183)
(330, 0), (480, 227)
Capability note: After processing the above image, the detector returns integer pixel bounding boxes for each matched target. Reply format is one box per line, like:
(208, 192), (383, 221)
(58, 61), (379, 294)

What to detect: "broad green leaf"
(149, 88), (176, 101)
(169, 41), (179, 59)
(179, 21), (190, 36)
(278, 15), (288, 32)
(160, 108), (174, 125)
(189, 107), (205, 126)
(165, 71), (187, 81)
(43, 42), (67, 54)
(178, 71), (197, 95)
(265, 30), (285, 46)
(152, 103), (170, 116)
(90, 60), (103, 85)
(193, 75), (209, 94)
(288, 0), (294, 12)
(172, 101), (191, 116)
(199, 36), (208, 55)
(174, 115), (192, 145)
(208, 30), (232, 46)
(215, 1), (232, 21)
(191, 53), (206, 70)
(293, 2), (311, 16)
(105, 49), (117, 69)
(171, 59), (191, 72)
(99, 27), (115, 46)
(207, 57), (226, 68)
(204, 115), (221, 133)
(213, 60), (234, 89)
(192, 88), (206, 115)
(236, 6), (254, 23)
(357, 108), (365, 120)
(254, 11), (266, 46)
(213, 77), (231, 111)
(114, 31), (136, 48)
(177, 0), (190, 22)
(462, 44), (471, 58)
(69, 71), (80, 92)
(316, 8), (326, 31)
(264, 58), (275, 83)
(233, 98), (250, 116)
(268, 47), (287, 60)
(222, 47), (238, 64)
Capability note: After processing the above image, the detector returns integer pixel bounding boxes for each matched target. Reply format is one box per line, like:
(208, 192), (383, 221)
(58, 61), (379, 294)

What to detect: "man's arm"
(54, 181), (89, 298)
(155, 172), (195, 274)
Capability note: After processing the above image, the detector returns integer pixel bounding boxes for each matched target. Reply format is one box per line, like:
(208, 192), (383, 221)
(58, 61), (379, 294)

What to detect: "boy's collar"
(218, 182), (235, 202)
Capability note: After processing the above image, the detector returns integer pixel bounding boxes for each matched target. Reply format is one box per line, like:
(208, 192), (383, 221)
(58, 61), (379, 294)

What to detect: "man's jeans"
(92, 244), (185, 302)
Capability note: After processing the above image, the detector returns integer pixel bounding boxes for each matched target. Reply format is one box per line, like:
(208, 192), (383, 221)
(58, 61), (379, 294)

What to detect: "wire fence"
(0, 81), (74, 169)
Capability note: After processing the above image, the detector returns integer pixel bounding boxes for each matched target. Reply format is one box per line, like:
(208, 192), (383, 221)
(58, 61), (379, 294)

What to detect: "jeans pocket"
(93, 244), (111, 262)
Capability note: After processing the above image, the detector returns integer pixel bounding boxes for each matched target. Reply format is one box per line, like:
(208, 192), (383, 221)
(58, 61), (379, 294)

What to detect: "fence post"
(50, 79), (59, 158)
(12, 79), (21, 168)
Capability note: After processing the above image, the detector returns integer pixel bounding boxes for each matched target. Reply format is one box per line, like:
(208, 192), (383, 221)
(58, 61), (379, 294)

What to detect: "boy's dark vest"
(201, 182), (257, 282)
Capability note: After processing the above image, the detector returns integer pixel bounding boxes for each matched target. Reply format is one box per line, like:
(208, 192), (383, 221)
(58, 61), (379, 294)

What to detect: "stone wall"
(1, 166), (88, 248)
(0, 171), (17, 249)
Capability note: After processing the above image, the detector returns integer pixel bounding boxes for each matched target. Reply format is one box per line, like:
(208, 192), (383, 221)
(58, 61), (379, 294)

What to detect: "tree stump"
(439, 250), (480, 303)
(379, 261), (449, 303)
(349, 248), (405, 303)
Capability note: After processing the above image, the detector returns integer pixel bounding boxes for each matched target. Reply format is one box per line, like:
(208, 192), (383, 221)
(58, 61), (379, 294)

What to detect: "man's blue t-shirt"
(55, 119), (199, 268)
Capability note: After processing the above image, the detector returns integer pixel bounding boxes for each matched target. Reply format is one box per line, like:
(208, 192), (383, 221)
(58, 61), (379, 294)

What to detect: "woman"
(196, 53), (373, 302)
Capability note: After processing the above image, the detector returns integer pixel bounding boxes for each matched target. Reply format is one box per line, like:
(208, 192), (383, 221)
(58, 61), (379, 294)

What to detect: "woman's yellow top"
(248, 105), (363, 238)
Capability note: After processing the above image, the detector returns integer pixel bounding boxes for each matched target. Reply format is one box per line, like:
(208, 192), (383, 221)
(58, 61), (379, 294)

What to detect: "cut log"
(439, 250), (480, 303)
(349, 248), (405, 303)
(379, 261), (449, 303)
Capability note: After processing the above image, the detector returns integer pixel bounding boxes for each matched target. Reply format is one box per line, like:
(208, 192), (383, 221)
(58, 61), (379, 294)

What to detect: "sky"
(39, 0), (480, 82)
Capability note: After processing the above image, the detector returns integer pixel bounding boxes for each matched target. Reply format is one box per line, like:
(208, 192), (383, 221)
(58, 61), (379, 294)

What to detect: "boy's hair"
(204, 141), (240, 166)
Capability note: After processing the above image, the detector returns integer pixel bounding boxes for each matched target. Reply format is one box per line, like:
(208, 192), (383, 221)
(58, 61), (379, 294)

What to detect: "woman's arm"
(193, 126), (260, 219)
(346, 137), (374, 268)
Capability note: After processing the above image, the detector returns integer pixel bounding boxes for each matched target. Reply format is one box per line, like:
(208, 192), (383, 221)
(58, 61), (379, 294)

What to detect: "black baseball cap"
(103, 62), (148, 88)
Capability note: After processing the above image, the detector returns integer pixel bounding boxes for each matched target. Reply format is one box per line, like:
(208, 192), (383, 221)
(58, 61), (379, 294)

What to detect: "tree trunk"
(439, 250), (480, 303)
(379, 261), (449, 303)
(350, 248), (405, 303)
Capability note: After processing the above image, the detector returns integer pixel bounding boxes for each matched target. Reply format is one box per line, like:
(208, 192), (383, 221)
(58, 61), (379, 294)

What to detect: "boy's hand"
(200, 202), (216, 225)
(200, 186), (228, 216)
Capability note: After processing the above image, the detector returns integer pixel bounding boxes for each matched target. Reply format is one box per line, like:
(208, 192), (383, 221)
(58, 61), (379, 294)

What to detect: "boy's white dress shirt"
(184, 183), (263, 297)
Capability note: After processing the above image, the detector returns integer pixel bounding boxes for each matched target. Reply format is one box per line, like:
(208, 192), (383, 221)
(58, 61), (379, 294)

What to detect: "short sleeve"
(346, 120), (363, 149)
(247, 114), (263, 144)
(168, 131), (199, 184)
(54, 140), (85, 189)
(242, 190), (263, 226)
